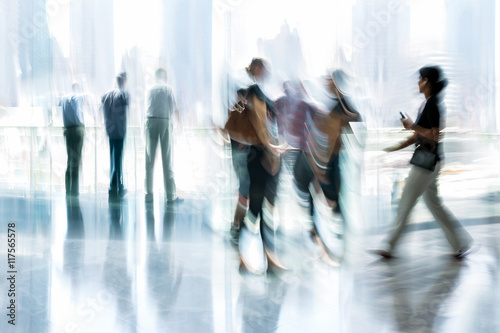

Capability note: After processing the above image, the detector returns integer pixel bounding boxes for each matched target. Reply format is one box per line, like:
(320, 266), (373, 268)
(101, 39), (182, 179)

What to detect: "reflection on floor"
(0, 190), (498, 333)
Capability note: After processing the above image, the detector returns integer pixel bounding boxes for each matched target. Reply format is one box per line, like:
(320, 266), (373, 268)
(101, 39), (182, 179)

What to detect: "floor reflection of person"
(376, 66), (473, 259)
(103, 200), (137, 332)
(65, 196), (85, 239)
(236, 273), (287, 332)
(63, 196), (85, 293)
(388, 260), (463, 331)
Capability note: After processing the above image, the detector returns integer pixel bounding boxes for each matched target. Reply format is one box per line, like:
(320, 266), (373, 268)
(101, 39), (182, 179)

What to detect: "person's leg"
(262, 165), (279, 225)
(145, 119), (160, 200)
(231, 140), (250, 230)
(115, 138), (125, 191)
(385, 166), (436, 252)
(64, 128), (72, 194)
(64, 127), (84, 195)
(159, 119), (176, 201)
(293, 152), (314, 194)
(245, 147), (267, 232)
(71, 126), (85, 195)
(109, 139), (114, 187)
(324, 154), (341, 213)
(239, 147), (270, 273)
(261, 160), (282, 265)
(422, 163), (473, 252)
(109, 139), (116, 192)
(294, 151), (315, 222)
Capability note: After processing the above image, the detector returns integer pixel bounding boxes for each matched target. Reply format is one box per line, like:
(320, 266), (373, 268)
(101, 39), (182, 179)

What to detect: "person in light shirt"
(144, 68), (182, 203)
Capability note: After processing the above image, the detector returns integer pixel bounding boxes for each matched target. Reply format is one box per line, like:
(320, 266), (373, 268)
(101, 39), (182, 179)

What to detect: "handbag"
(410, 139), (438, 171)
(224, 93), (263, 146)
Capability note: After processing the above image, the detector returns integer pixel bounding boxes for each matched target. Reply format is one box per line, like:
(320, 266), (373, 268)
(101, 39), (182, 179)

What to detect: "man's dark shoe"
(166, 196), (184, 204)
(118, 189), (128, 199)
(372, 249), (393, 259)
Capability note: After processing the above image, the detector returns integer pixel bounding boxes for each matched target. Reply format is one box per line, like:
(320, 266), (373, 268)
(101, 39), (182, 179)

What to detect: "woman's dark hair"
(419, 66), (448, 95)
(246, 57), (266, 76)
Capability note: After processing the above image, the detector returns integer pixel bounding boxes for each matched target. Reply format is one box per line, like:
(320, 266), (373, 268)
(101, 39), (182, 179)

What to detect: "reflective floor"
(0, 188), (499, 332)
(0, 132), (499, 332)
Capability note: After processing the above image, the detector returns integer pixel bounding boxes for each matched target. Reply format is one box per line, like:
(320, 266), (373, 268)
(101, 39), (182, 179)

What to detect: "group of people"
(225, 58), (473, 273)
(60, 69), (181, 203)
(224, 58), (361, 272)
(60, 57), (473, 274)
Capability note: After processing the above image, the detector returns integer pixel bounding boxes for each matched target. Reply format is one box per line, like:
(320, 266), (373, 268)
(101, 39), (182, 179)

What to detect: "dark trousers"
(231, 139), (250, 199)
(64, 126), (85, 195)
(322, 154), (341, 205)
(109, 138), (125, 193)
(247, 146), (279, 222)
(293, 152), (341, 216)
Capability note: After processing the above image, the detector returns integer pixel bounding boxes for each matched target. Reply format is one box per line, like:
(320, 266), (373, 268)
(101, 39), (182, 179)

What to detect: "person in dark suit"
(102, 73), (130, 199)
(376, 66), (473, 259)
(60, 82), (87, 196)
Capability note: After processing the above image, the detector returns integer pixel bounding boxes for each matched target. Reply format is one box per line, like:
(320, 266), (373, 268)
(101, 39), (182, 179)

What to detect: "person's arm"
(82, 94), (97, 123)
(100, 94), (107, 127)
(383, 132), (417, 152)
(337, 97), (360, 121)
(246, 93), (277, 153)
(402, 100), (440, 141)
(246, 92), (281, 174)
(402, 120), (435, 141)
(171, 92), (182, 129)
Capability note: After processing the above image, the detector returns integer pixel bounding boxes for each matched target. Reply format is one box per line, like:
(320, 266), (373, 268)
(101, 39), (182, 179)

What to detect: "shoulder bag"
(409, 139), (438, 171)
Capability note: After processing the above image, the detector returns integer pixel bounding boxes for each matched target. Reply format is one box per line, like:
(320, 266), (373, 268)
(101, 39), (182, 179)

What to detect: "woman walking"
(377, 66), (473, 259)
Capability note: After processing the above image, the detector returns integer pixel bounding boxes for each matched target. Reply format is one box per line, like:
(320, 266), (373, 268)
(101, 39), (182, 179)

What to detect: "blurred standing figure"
(322, 70), (361, 213)
(102, 73), (129, 199)
(376, 66), (473, 259)
(144, 68), (181, 203)
(60, 83), (86, 196)
(292, 71), (359, 259)
(275, 80), (314, 168)
(228, 89), (251, 244)
(237, 58), (284, 273)
(295, 71), (360, 216)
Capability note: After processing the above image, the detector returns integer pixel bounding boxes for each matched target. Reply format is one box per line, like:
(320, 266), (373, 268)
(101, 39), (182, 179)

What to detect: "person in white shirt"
(144, 68), (181, 203)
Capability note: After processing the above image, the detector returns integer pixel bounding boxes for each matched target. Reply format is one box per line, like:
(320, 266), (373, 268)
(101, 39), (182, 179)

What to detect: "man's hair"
(116, 72), (127, 88)
(72, 82), (81, 93)
(155, 68), (167, 81)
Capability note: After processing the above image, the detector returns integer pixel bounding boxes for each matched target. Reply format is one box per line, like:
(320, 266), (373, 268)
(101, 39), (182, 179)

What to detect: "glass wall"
(0, 0), (498, 195)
